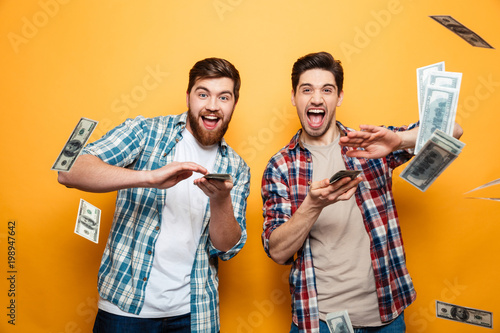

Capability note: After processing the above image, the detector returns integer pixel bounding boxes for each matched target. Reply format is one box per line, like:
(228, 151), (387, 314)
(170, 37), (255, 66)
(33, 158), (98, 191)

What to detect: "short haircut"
(291, 52), (344, 96)
(187, 57), (241, 102)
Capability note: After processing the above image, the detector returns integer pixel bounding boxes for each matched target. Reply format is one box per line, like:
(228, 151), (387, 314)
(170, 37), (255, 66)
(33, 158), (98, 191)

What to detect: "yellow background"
(1, 0), (499, 332)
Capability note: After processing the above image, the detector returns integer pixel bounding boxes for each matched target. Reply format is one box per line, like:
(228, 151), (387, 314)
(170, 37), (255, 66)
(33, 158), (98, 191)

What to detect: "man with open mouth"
(58, 57), (250, 333)
(261, 51), (462, 333)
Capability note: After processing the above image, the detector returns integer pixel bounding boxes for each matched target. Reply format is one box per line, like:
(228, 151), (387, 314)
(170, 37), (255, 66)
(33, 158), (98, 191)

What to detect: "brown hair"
(291, 52), (344, 96)
(187, 58), (241, 102)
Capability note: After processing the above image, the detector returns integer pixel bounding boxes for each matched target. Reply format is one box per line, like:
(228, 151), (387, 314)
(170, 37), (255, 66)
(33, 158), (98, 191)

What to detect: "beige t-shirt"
(304, 136), (383, 327)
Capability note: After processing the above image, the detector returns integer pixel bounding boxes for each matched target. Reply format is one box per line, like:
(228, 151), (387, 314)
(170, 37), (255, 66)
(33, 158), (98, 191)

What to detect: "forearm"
(396, 122), (463, 151)
(209, 195), (242, 252)
(267, 196), (321, 265)
(57, 154), (149, 193)
(394, 126), (419, 150)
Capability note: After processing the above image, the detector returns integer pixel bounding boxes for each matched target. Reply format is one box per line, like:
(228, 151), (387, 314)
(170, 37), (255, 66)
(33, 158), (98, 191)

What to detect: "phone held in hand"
(329, 170), (361, 184)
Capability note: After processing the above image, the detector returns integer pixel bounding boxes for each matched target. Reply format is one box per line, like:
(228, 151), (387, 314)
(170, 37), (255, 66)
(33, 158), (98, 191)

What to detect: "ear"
(337, 90), (344, 106)
(291, 89), (296, 106)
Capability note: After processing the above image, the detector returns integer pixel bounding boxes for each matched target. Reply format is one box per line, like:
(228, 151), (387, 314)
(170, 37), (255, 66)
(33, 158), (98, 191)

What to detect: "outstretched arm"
(58, 154), (208, 193)
(339, 123), (464, 159)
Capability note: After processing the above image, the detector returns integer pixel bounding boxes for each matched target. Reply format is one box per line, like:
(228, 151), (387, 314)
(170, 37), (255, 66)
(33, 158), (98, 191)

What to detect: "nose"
(206, 97), (220, 111)
(311, 90), (323, 105)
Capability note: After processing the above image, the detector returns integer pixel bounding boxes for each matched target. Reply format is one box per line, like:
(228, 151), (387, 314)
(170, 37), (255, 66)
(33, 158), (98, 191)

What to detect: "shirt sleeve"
(82, 116), (148, 167)
(261, 155), (294, 264)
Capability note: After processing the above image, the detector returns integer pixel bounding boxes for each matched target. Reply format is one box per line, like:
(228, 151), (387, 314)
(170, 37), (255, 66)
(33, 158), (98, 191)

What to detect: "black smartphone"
(329, 170), (361, 184)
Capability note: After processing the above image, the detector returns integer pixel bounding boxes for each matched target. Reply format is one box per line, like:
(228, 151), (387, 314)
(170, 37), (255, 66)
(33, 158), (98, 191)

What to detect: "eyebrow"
(298, 83), (337, 90)
(195, 86), (233, 96)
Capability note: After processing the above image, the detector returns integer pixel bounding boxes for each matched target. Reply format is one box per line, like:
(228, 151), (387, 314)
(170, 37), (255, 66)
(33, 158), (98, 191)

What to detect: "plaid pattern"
(83, 112), (250, 333)
(261, 121), (418, 333)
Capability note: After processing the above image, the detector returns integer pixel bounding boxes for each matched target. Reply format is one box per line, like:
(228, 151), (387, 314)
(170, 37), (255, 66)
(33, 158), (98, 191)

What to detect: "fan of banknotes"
(400, 62), (465, 192)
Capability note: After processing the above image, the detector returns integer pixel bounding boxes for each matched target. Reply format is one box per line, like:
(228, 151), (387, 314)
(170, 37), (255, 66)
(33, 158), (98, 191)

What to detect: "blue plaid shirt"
(82, 112), (250, 332)
(261, 121), (418, 332)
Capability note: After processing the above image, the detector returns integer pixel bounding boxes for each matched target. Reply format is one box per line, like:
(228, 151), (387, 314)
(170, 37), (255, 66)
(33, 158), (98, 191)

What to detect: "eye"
(220, 95), (230, 101)
(199, 93), (208, 98)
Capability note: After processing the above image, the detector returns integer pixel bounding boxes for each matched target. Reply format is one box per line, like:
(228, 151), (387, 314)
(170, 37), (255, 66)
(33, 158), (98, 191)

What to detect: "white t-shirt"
(99, 128), (218, 318)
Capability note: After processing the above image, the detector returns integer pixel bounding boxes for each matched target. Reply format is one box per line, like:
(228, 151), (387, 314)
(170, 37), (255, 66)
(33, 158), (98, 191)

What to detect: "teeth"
(308, 109), (324, 114)
(204, 115), (218, 120)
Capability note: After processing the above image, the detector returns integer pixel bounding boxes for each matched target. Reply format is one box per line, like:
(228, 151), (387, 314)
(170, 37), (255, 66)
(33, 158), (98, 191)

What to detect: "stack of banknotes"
(400, 62), (465, 191)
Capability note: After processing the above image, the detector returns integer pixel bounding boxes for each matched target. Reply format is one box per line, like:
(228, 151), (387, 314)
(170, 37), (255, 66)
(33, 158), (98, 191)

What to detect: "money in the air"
(429, 15), (494, 49)
(417, 61), (445, 117)
(74, 199), (101, 243)
(52, 117), (98, 172)
(436, 300), (493, 329)
(400, 130), (464, 192)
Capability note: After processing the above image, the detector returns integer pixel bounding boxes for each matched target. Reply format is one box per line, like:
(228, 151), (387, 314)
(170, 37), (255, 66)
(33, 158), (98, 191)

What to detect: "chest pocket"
(352, 156), (390, 191)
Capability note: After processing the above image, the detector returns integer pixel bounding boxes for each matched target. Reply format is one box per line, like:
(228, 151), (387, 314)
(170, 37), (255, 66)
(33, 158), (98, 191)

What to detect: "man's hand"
(307, 176), (361, 210)
(339, 125), (404, 159)
(193, 177), (233, 201)
(147, 161), (208, 189)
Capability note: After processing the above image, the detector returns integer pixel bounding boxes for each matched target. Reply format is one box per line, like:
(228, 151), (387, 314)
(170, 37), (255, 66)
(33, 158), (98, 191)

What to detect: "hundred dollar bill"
(415, 85), (459, 154)
(436, 300), (493, 329)
(465, 197), (500, 202)
(400, 130), (464, 192)
(465, 177), (500, 194)
(51, 117), (98, 172)
(417, 61), (445, 117)
(426, 71), (462, 93)
(74, 199), (101, 243)
(203, 173), (231, 181)
(326, 310), (354, 333)
(430, 15), (494, 49)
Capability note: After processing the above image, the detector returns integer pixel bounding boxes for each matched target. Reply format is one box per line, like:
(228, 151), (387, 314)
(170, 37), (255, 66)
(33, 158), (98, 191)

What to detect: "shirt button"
(175, 138), (179, 143)
(143, 277), (147, 282)
(155, 226), (160, 231)
(307, 158), (311, 162)
(308, 181), (311, 185)
(147, 250), (152, 255)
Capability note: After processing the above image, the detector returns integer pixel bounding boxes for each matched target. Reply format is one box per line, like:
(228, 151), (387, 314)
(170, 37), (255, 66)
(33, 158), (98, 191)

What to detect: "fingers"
(176, 162), (208, 175)
(194, 177), (233, 198)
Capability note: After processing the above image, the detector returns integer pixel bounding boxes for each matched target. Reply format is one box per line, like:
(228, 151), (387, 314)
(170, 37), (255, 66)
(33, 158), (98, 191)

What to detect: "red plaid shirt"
(261, 121), (418, 332)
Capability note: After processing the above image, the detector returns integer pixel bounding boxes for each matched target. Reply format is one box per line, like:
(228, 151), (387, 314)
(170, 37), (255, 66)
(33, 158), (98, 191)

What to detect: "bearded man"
(58, 57), (250, 333)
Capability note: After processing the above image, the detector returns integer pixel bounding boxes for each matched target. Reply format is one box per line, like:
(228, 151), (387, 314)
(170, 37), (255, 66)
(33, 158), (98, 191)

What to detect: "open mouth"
(202, 115), (220, 130)
(307, 108), (325, 128)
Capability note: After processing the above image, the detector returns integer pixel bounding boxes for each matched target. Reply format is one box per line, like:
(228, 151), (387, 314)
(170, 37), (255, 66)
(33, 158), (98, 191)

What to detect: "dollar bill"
(74, 199), (101, 243)
(465, 177), (500, 194)
(326, 310), (354, 333)
(436, 300), (493, 329)
(417, 61), (445, 117)
(430, 15), (494, 49)
(415, 85), (459, 154)
(465, 197), (500, 202)
(203, 173), (231, 181)
(426, 71), (462, 92)
(400, 130), (464, 192)
(52, 117), (98, 172)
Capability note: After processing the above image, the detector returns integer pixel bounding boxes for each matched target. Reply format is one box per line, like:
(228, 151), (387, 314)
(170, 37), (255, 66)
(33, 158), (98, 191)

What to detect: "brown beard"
(187, 109), (231, 146)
